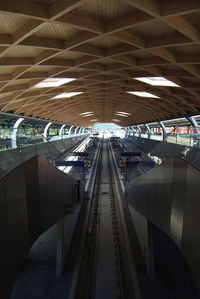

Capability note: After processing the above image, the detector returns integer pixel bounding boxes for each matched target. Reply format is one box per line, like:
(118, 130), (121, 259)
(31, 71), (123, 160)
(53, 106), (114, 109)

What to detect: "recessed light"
(53, 92), (83, 99)
(134, 77), (179, 87)
(90, 119), (98, 122)
(33, 78), (75, 88)
(127, 91), (159, 98)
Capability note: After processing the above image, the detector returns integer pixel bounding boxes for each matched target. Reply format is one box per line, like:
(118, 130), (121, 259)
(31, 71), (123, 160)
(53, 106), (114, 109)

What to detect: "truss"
(0, 0), (200, 126)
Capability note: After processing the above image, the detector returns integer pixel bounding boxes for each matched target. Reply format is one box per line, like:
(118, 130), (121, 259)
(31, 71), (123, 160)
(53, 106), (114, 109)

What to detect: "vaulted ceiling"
(0, 0), (200, 126)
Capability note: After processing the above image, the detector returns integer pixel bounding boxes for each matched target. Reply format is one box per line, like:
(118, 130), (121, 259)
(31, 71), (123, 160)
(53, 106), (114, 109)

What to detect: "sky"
(92, 123), (121, 130)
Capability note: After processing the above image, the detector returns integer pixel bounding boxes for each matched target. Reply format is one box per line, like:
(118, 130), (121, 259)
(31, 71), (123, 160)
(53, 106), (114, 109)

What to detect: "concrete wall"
(0, 135), (89, 176)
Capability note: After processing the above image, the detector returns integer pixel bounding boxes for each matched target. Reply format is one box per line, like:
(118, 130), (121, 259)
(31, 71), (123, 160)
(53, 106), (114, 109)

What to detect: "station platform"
(0, 135), (200, 299)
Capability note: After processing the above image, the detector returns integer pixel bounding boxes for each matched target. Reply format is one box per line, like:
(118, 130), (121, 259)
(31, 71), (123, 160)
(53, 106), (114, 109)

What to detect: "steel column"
(59, 124), (65, 139)
(74, 126), (79, 135)
(187, 116), (199, 135)
(137, 125), (141, 138)
(78, 127), (82, 135)
(145, 124), (151, 139)
(158, 121), (167, 141)
(11, 117), (24, 148)
(133, 126), (136, 137)
(43, 122), (52, 142)
(68, 125), (74, 137)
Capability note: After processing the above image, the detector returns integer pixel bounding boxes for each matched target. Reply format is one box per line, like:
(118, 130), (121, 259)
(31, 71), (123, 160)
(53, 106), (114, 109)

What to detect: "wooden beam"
(149, 48), (176, 63)
(165, 16), (200, 42)
(162, 0), (200, 17)
(146, 32), (191, 48)
(20, 36), (65, 50)
(12, 19), (44, 44)
(49, 0), (86, 19)
(0, 57), (34, 66)
(57, 11), (104, 34)
(72, 44), (104, 57)
(0, 0), (48, 19)
(105, 44), (137, 57)
(105, 10), (153, 33)
(111, 31), (145, 48)
(124, 0), (161, 17)
(65, 31), (97, 49)
(34, 50), (59, 64)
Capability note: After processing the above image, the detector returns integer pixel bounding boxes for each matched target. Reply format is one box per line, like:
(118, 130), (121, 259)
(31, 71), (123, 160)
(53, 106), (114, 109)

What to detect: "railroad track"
(74, 138), (136, 299)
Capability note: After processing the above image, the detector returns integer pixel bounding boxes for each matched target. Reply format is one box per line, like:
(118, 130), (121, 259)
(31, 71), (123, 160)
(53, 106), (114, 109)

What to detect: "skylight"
(81, 114), (94, 117)
(112, 119), (121, 122)
(116, 111), (131, 115)
(115, 113), (128, 117)
(80, 112), (94, 115)
(134, 77), (179, 87)
(33, 78), (75, 88)
(128, 91), (159, 98)
(53, 92), (83, 99)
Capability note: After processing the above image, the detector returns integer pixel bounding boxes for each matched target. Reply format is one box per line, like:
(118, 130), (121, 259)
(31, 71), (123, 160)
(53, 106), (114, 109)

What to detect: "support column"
(145, 124), (151, 139)
(158, 121), (167, 141)
(59, 124), (65, 139)
(68, 125), (74, 137)
(187, 116), (199, 145)
(43, 122), (52, 142)
(187, 116), (199, 135)
(137, 125), (141, 138)
(133, 126), (136, 137)
(78, 127), (82, 135)
(56, 218), (65, 276)
(125, 127), (129, 137)
(11, 117), (24, 148)
(74, 126), (79, 135)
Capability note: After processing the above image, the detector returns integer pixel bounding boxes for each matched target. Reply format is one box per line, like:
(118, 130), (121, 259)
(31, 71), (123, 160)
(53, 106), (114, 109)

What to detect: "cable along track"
(74, 138), (137, 299)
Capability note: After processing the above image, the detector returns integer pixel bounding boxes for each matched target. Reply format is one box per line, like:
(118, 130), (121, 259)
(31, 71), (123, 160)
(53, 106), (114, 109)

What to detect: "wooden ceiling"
(0, 0), (200, 126)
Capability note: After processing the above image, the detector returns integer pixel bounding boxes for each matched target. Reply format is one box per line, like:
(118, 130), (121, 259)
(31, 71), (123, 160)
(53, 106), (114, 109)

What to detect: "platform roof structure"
(0, 0), (200, 127)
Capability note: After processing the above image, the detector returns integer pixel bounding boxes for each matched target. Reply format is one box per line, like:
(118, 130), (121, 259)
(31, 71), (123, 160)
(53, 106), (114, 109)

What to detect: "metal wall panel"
(126, 156), (200, 291)
(170, 158), (187, 245)
(127, 158), (174, 234)
(0, 155), (77, 298)
(181, 163), (200, 288)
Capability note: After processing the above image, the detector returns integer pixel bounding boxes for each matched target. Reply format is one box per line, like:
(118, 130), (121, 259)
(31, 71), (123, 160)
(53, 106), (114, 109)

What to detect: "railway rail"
(73, 137), (140, 299)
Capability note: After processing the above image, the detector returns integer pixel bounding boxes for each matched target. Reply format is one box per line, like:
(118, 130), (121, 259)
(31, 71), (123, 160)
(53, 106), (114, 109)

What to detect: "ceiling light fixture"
(112, 119), (121, 122)
(127, 91), (159, 98)
(115, 113), (128, 117)
(81, 114), (95, 117)
(80, 111), (94, 115)
(116, 111), (131, 115)
(134, 77), (179, 87)
(53, 92), (83, 99)
(33, 78), (75, 88)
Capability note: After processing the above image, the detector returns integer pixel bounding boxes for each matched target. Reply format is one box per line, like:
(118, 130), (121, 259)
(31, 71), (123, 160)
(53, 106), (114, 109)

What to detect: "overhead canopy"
(0, 0), (200, 126)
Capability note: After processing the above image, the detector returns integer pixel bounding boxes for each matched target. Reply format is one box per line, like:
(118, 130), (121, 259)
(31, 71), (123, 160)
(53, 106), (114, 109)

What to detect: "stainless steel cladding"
(126, 156), (200, 291)
(0, 156), (77, 298)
